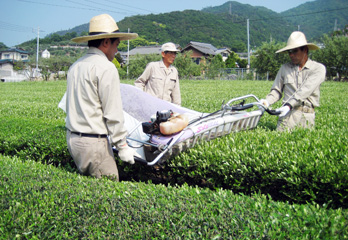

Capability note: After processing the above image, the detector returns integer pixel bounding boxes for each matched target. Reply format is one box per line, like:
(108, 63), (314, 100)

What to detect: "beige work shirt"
(134, 60), (181, 105)
(65, 47), (127, 148)
(266, 59), (326, 108)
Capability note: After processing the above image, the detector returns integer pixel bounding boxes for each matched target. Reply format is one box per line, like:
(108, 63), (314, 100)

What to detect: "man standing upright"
(260, 31), (326, 131)
(135, 42), (181, 105)
(65, 14), (140, 180)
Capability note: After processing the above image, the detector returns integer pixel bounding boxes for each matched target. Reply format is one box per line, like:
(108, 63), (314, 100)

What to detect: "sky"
(0, 0), (313, 47)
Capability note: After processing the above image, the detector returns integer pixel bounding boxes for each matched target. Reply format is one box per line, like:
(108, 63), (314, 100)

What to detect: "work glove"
(260, 99), (269, 108)
(276, 105), (291, 117)
(117, 145), (141, 164)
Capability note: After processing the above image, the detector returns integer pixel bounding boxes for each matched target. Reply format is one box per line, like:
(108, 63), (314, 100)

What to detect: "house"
(118, 45), (161, 63)
(42, 49), (50, 59)
(181, 41), (231, 64)
(119, 44), (182, 63)
(215, 48), (232, 62)
(0, 48), (29, 62)
(0, 48), (30, 82)
(128, 45), (162, 56)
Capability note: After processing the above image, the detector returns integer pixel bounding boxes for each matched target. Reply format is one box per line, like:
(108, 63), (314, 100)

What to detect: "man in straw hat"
(64, 14), (140, 180)
(135, 42), (181, 105)
(260, 31), (326, 131)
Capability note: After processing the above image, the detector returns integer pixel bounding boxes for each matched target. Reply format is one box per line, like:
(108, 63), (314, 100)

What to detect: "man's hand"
(118, 145), (141, 164)
(276, 105), (291, 117)
(260, 99), (269, 108)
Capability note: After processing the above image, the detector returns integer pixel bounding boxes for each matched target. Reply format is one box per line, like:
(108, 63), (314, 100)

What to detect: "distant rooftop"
(0, 48), (29, 54)
(182, 41), (218, 55)
(128, 45), (162, 56)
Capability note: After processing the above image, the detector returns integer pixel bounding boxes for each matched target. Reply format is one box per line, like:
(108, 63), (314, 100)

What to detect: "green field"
(0, 79), (347, 239)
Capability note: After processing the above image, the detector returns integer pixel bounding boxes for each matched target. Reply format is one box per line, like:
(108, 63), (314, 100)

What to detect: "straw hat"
(276, 31), (319, 53)
(161, 42), (180, 52)
(71, 14), (138, 43)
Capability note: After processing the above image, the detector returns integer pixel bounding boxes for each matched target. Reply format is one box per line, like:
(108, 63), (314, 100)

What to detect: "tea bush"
(0, 80), (347, 209)
(1, 155), (347, 239)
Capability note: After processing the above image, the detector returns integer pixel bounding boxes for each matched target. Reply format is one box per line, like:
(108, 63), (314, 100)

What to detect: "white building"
(42, 49), (50, 59)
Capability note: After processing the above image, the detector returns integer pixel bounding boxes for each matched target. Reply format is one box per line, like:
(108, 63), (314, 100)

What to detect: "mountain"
(201, 1), (293, 46)
(280, 0), (348, 40)
(38, 0), (348, 52)
(56, 5), (292, 52)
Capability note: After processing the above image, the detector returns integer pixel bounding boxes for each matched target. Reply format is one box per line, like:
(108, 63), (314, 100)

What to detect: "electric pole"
(36, 27), (40, 72)
(334, 19), (338, 31)
(127, 28), (130, 79)
(247, 19), (250, 69)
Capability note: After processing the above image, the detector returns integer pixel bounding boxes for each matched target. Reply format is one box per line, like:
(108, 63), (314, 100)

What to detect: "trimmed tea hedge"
(1, 155), (347, 239)
(0, 80), (347, 209)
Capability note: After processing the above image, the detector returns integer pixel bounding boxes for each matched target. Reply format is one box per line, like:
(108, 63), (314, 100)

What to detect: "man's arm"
(134, 63), (152, 90)
(265, 66), (284, 106)
(99, 65), (128, 148)
(171, 70), (181, 105)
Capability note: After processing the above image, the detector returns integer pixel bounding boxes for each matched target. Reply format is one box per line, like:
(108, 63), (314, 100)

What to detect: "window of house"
(4, 54), (10, 59)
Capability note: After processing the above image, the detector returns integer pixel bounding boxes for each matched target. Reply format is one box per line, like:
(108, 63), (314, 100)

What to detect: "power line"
(65, 0), (139, 15)
(0, 21), (45, 35)
(235, 6), (348, 24)
(16, 0), (133, 15)
(1, 0), (156, 35)
(0, 21), (33, 32)
(83, 0), (157, 14)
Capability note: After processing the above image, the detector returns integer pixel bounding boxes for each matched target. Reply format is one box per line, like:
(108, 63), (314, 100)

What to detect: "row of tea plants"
(0, 79), (347, 238)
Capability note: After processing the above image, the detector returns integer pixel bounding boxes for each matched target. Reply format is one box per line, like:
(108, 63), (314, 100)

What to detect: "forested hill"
(117, 9), (291, 52)
(202, 0), (347, 42)
(281, 0), (348, 40)
(199, 1), (293, 48)
(53, 0), (347, 52)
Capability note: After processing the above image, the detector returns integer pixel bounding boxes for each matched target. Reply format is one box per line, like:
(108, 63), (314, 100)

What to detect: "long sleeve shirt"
(266, 59), (326, 108)
(65, 47), (127, 148)
(134, 60), (181, 105)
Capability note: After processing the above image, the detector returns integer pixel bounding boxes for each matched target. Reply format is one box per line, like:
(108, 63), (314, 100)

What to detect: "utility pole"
(36, 27), (40, 73)
(334, 19), (338, 31)
(127, 28), (130, 79)
(247, 19), (250, 69)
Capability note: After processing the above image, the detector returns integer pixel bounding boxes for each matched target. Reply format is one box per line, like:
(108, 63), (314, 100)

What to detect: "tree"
(238, 58), (248, 69)
(205, 54), (224, 79)
(225, 51), (241, 68)
(127, 54), (161, 79)
(0, 42), (7, 51)
(115, 53), (123, 65)
(118, 37), (156, 52)
(333, 25), (348, 37)
(312, 34), (348, 81)
(40, 55), (74, 80)
(251, 41), (289, 79)
(173, 51), (201, 79)
(112, 57), (127, 79)
(13, 61), (27, 71)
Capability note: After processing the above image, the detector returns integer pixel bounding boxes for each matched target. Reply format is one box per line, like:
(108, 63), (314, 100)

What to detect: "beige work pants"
(66, 131), (119, 180)
(276, 108), (315, 132)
